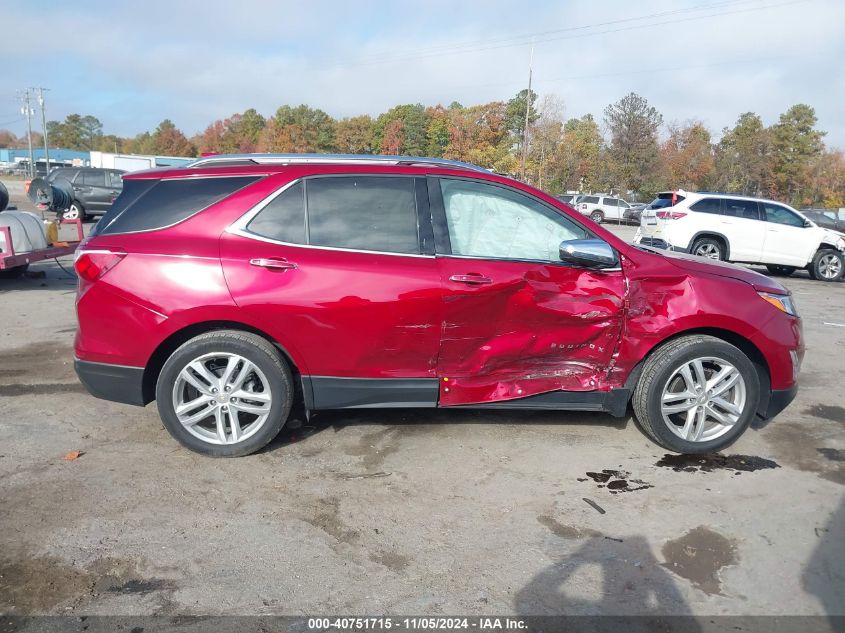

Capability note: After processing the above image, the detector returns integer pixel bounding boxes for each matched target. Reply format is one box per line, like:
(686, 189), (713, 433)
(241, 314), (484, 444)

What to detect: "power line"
(312, 0), (809, 70)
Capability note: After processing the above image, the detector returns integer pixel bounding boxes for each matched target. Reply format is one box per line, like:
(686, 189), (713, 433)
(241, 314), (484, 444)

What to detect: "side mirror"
(559, 239), (619, 269)
(803, 219), (812, 228)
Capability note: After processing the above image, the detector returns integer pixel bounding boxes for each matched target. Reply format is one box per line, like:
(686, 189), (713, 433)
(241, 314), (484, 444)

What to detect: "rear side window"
(647, 193), (685, 209)
(94, 176), (261, 236)
(604, 198), (619, 207)
(581, 196), (599, 204)
(690, 198), (722, 214)
(245, 176), (420, 255)
(246, 181), (306, 244)
(723, 199), (760, 220)
(307, 177), (419, 254)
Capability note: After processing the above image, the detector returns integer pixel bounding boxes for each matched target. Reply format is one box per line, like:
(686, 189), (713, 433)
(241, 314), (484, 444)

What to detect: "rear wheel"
(590, 210), (604, 223)
(633, 335), (760, 454)
(156, 330), (294, 457)
(766, 264), (797, 277)
(808, 249), (843, 282)
(691, 237), (725, 261)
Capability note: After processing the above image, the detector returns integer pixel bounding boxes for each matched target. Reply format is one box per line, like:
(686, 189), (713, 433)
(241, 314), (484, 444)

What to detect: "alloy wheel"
(660, 356), (747, 443)
(694, 243), (721, 259)
(171, 352), (272, 445)
(818, 253), (843, 279)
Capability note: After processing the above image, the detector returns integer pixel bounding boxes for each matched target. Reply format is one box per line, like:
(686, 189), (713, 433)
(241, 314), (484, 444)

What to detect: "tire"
(690, 237), (725, 261)
(808, 249), (844, 282)
(0, 264), (29, 279)
(590, 210), (604, 223)
(632, 335), (760, 454)
(766, 265), (797, 277)
(155, 330), (294, 457)
(62, 201), (85, 221)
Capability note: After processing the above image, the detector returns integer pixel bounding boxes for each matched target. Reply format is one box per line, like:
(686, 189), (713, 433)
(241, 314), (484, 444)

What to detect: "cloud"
(1, 0), (843, 147)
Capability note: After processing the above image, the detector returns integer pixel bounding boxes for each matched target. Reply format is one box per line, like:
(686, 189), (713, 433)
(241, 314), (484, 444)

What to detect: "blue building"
(0, 148), (90, 164)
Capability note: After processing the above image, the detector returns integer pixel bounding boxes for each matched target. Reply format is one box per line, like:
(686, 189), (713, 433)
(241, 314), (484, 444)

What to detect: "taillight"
(74, 249), (126, 282)
(656, 211), (687, 220)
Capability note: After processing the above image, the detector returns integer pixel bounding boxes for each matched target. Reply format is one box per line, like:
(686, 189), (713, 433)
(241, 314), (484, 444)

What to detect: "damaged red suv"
(74, 154), (803, 457)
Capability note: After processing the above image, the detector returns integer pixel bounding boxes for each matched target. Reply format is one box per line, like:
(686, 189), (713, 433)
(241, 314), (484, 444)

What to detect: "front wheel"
(62, 201), (86, 221)
(590, 210), (604, 223)
(156, 330), (294, 457)
(632, 335), (760, 454)
(808, 249), (844, 282)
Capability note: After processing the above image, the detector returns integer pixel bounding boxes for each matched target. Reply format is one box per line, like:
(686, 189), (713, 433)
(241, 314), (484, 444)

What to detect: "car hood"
(647, 248), (789, 294)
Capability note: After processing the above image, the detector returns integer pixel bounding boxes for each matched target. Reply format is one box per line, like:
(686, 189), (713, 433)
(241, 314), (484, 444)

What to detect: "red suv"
(74, 154), (803, 457)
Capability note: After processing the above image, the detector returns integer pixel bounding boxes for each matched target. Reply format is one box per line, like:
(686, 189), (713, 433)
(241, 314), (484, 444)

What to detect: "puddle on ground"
(655, 453), (780, 473)
(581, 469), (653, 494)
(817, 448), (845, 462)
(661, 526), (738, 596)
(805, 404), (845, 424)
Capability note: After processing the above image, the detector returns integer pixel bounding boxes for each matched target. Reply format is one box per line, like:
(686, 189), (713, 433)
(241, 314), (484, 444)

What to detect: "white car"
(635, 190), (845, 281)
(576, 194), (632, 223)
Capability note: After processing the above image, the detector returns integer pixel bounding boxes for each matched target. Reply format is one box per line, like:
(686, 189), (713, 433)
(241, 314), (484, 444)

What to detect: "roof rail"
(185, 153), (491, 173)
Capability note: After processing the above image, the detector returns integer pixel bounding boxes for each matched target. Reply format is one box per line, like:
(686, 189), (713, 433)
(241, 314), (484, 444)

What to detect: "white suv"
(636, 190), (845, 281)
(576, 194), (632, 223)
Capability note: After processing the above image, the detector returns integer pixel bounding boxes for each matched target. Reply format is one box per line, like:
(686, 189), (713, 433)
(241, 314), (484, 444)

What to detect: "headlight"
(758, 291), (798, 316)
(837, 237), (845, 251)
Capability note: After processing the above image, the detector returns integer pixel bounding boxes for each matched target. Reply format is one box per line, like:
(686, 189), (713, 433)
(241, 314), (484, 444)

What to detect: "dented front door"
(431, 177), (626, 406)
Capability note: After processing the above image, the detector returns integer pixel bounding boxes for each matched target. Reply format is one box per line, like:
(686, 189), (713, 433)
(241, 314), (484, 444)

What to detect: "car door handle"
(249, 257), (297, 270)
(449, 273), (493, 285)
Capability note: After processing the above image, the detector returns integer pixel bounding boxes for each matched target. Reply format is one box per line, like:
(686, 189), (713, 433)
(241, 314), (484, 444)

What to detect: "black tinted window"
(83, 170), (106, 187)
(723, 199), (760, 220)
(762, 202), (803, 227)
(305, 177), (419, 254)
(690, 198), (722, 214)
(95, 176), (261, 235)
(581, 196), (599, 204)
(246, 181), (306, 244)
(604, 198), (618, 207)
(647, 193), (685, 209)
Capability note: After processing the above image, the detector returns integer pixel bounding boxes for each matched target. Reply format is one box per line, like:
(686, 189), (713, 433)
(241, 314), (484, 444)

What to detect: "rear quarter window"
(93, 176), (261, 236)
(689, 198), (722, 214)
(581, 196), (600, 204)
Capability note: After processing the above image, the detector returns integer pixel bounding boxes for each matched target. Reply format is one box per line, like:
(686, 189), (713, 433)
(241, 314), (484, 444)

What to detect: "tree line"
(1, 91), (841, 207)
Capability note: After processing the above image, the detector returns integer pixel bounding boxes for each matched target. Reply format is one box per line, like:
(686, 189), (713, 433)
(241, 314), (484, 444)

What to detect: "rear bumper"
(74, 359), (147, 406)
(636, 236), (688, 253)
(762, 384), (799, 420)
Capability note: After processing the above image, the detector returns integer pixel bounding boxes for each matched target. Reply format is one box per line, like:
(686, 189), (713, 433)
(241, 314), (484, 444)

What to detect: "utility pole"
(36, 87), (50, 173)
(20, 89), (35, 178)
(520, 44), (534, 182)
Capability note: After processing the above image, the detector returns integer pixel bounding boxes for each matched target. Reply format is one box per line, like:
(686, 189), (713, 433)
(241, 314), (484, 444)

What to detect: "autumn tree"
(604, 92), (663, 195)
(46, 114), (103, 150)
(556, 114), (604, 192)
(0, 130), (17, 148)
(660, 121), (715, 191)
(372, 104), (429, 155)
(770, 104), (825, 204)
(334, 115), (375, 154)
(149, 120), (195, 156)
(714, 112), (772, 196)
(505, 89), (539, 152)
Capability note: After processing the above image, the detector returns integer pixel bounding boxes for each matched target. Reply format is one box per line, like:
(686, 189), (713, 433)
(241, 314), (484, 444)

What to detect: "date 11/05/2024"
(307, 617), (528, 630)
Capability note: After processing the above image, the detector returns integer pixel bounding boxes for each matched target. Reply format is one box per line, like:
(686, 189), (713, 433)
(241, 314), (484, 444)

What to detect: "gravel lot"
(0, 181), (843, 620)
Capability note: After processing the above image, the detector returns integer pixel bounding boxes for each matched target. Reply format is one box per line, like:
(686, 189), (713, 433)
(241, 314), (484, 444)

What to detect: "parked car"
(45, 167), (125, 221)
(623, 203), (647, 224)
(555, 194), (580, 206)
(636, 191), (845, 281)
(576, 194), (633, 223)
(801, 208), (845, 233)
(74, 154), (803, 457)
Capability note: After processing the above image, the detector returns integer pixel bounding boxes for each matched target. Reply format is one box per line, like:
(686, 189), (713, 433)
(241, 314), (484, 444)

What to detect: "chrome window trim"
(226, 176), (435, 260)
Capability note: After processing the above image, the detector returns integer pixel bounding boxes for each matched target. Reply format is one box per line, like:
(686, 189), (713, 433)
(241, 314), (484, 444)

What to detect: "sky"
(1, 0), (844, 148)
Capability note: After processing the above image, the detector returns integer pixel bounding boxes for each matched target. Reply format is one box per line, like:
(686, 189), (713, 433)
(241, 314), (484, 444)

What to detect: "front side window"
(690, 198), (722, 214)
(83, 170), (106, 187)
(723, 199), (760, 220)
(762, 202), (804, 227)
(439, 178), (588, 262)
